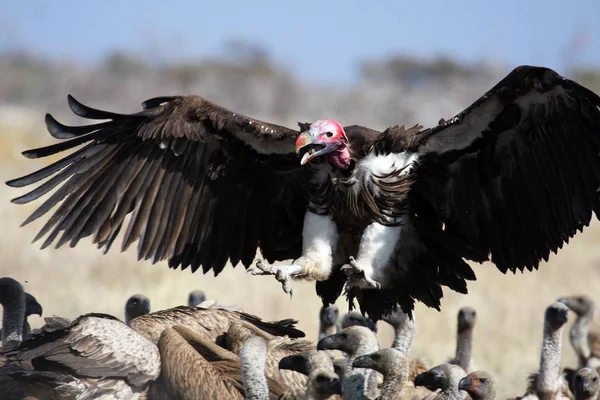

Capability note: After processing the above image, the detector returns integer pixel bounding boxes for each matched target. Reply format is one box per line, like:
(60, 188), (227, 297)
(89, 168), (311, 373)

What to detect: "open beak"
(296, 132), (330, 165)
(296, 132), (315, 165)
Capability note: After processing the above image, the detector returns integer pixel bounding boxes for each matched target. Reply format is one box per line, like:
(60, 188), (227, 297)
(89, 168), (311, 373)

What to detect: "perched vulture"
(7, 65), (600, 320)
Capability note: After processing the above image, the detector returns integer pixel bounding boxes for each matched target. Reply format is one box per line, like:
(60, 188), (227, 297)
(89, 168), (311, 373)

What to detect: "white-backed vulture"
(449, 307), (477, 373)
(9, 66), (600, 322)
(147, 324), (285, 399)
(3, 313), (160, 399)
(558, 296), (600, 369)
(188, 290), (207, 306)
(304, 368), (343, 400)
(319, 305), (339, 340)
(414, 364), (468, 400)
(521, 302), (573, 400)
(317, 326), (380, 400)
(353, 348), (432, 400)
(279, 350), (335, 377)
(1, 292), (43, 340)
(0, 278), (27, 349)
(338, 311), (378, 333)
(125, 293), (151, 325)
(382, 308), (430, 383)
(225, 319), (310, 393)
(572, 367), (600, 400)
(458, 371), (496, 400)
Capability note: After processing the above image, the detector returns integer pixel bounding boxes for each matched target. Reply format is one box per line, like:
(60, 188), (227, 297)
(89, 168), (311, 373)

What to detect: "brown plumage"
(8, 66), (600, 321)
(459, 371), (496, 400)
(147, 325), (286, 400)
(225, 320), (311, 393)
(127, 305), (304, 345)
(353, 348), (432, 400)
(3, 313), (160, 399)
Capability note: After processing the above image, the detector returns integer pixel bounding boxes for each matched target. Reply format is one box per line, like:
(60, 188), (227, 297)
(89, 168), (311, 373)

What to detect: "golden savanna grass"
(1, 110), (600, 399)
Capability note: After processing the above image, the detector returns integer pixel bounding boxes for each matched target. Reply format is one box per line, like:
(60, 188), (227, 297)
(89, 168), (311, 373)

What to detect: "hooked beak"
(351, 355), (372, 369)
(458, 376), (472, 391)
(295, 132), (329, 165)
(278, 354), (308, 375)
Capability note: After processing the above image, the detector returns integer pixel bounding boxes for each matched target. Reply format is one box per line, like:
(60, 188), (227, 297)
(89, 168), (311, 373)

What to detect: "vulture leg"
(249, 210), (339, 295)
(342, 256), (382, 291)
(248, 260), (302, 296)
(342, 222), (401, 293)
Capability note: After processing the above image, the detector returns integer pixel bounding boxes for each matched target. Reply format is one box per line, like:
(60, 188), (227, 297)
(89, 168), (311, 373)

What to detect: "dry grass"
(1, 114), (600, 399)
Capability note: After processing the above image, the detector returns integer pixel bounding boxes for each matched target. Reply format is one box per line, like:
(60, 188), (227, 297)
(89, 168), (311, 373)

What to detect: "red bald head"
(295, 119), (350, 167)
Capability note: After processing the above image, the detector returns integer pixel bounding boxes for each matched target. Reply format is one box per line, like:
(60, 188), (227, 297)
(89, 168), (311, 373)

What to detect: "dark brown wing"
(7, 95), (313, 275)
(354, 65), (600, 319)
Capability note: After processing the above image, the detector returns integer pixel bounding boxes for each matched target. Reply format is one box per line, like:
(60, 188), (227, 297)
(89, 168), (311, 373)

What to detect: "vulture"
(7, 65), (600, 320)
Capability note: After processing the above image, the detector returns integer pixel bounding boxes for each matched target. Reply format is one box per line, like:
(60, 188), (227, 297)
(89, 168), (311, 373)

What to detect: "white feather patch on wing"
(301, 210), (339, 278)
(355, 222), (402, 285)
(359, 152), (419, 178)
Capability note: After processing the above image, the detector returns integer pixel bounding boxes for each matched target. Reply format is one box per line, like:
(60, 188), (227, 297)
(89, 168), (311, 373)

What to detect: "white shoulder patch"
(358, 152), (419, 178)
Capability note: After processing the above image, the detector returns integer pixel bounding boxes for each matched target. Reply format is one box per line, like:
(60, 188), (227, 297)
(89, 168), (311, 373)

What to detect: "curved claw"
(341, 256), (381, 292)
(248, 259), (300, 298)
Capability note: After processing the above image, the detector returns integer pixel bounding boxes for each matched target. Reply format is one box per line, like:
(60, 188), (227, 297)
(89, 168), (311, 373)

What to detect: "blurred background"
(2, 0), (600, 397)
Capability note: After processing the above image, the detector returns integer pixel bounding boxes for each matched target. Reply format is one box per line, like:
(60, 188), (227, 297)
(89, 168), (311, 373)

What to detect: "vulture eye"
(326, 131), (334, 138)
(480, 378), (486, 383)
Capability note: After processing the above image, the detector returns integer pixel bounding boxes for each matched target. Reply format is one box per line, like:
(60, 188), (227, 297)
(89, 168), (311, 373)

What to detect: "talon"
(341, 257), (382, 291)
(248, 259), (302, 297)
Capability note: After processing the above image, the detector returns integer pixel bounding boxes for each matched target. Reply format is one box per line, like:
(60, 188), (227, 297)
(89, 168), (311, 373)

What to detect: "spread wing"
(7, 95), (313, 275)
(356, 65), (600, 319)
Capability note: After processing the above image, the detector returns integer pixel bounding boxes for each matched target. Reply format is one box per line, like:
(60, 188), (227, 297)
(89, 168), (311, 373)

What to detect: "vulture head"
(24, 293), (43, 317)
(320, 304), (339, 327)
(573, 367), (600, 400)
(546, 301), (569, 330)
(317, 325), (378, 356)
(295, 119), (349, 168)
(457, 307), (477, 332)
(339, 311), (378, 333)
(307, 368), (343, 398)
(124, 294), (151, 323)
(557, 295), (596, 317)
(188, 290), (207, 307)
(458, 371), (496, 400)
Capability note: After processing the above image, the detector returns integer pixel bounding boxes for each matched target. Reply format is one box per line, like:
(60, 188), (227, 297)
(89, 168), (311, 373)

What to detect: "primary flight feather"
(7, 65), (600, 321)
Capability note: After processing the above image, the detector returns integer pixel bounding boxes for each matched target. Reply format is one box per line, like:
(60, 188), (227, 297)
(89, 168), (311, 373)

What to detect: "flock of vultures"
(0, 275), (599, 400)
(2, 64), (600, 399)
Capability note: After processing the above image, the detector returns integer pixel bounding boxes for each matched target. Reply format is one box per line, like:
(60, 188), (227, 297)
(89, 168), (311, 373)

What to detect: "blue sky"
(3, 0), (599, 83)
